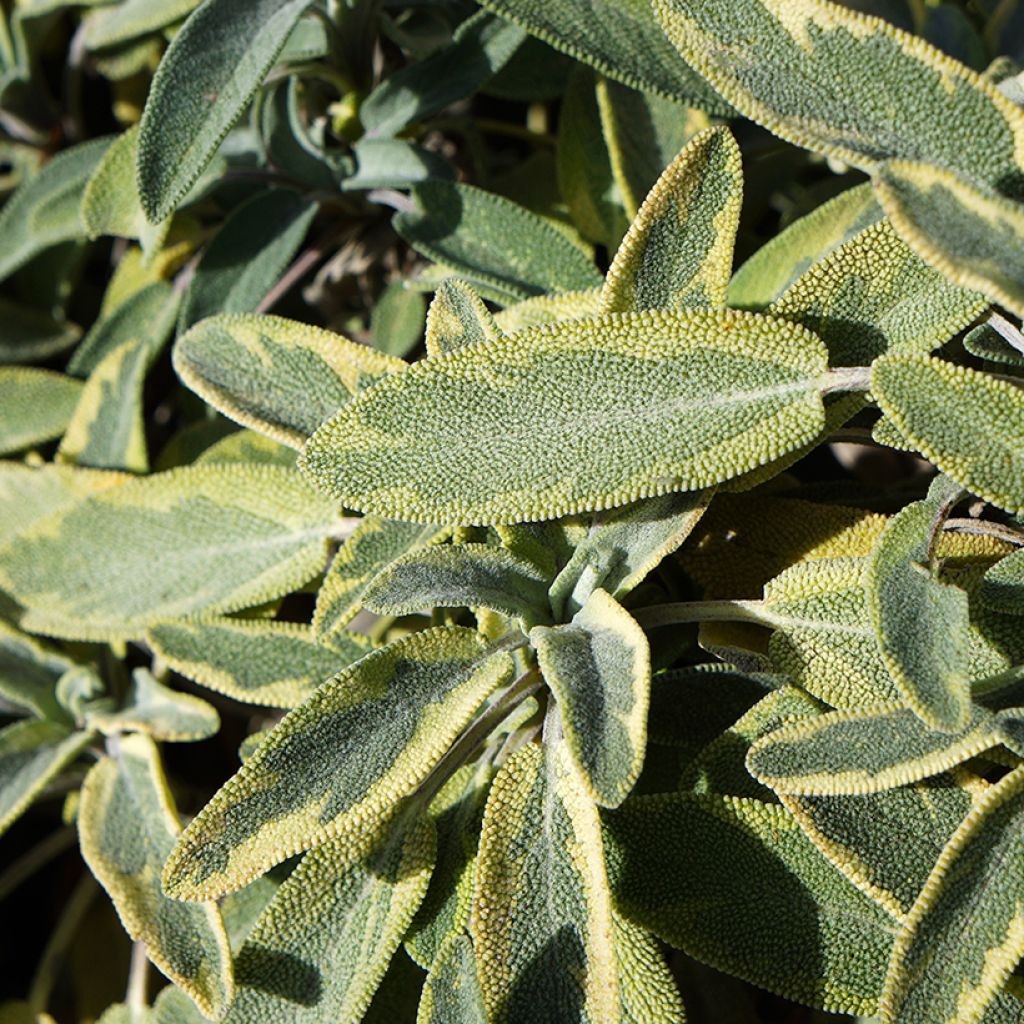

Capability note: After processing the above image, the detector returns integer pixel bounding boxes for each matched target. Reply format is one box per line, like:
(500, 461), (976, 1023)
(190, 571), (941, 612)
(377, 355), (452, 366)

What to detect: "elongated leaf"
(0, 719), (91, 835)
(865, 487), (972, 730)
(0, 464), (343, 640)
(137, 0), (312, 221)
(424, 280), (502, 358)
(728, 183), (883, 309)
(876, 158), (1024, 319)
(476, 0), (732, 114)
(226, 816), (434, 1022)
(747, 705), (1002, 795)
(654, 0), (1024, 189)
(79, 735), (233, 1018)
(491, 288), (602, 333)
(0, 298), (81, 365)
(768, 218), (988, 366)
(601, 126), (742, 313)
(0, 137), (111, 281)
(417, 932), (486, 1024)
(0, 368), (83, 455)
(175, 313), (403, 449)
(881, 765), (1024, 1023)
(0, 620), (72, 720)
(149, 618), (369, 708)
(871, 354), (1024, 514)
(372, 283), (427, 359)
(613, 914), (686, 1024)
(178, 189), (317, 331)
(363, 543), (552, 626)
(312, 518), (448, 645)
(532, 590), (649, 808)
(470, 742), (621, 1023)
(604, 792), (896, 1015)
(393, 181), (603, 302)
(83, 0), (201, 49)
(163, 627), (513, 900)
(301, 309), (829, 526)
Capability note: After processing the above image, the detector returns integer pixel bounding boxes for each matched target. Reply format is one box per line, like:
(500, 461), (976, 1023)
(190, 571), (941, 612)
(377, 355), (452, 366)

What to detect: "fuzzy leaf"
(312, 518), (448, 645)
(871, 354), (1024, 514)
(393, 181), (603, 301)
(604, 792), (895, 1015)
(79, 735), (233, 1018)
(0, 368), (83, 455)
(225, 816), (435, 1022)
(983, 550), (1024, 616)
(491, 289), (602, 333)
(83, 0), (201, 50)
(0, 464), (343, 640)
(747, 704), (1002, 795)
(363, 543), (552, 626)
(531, 590), (650, 808)
(163, 627), (513, 900)
(0, 299), (81, 365)
(0, 620), (72, 721)
(149, 618), (369, 709)
(601, 126), (742, 314)
(174, 313), (403, 449)
(136, 0), (312, 222)
(417, 932), (487, 1024)
(880, 765), (1024, 1024)
(300, 309), (830, 526)
(0, 719), (91, 835)
(424, 280), (502, 358)
(470, 742), (621, 1023)
(372, 283), (427, 359)
(613, 914), (686, 1024)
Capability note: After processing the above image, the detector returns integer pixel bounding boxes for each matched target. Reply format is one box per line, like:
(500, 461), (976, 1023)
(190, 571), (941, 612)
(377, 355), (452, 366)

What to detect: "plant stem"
(633, 599), (779, 631)
(944, 518), (1024, 547)
(126, 941), (149, 1016)
(818, 366), (872, 395)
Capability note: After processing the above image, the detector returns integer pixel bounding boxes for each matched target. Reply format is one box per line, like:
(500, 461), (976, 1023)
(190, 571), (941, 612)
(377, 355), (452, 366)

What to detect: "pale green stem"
(633, 599), (780, 631)
(944, 518), (1024, 547)
(126, 941), (149, 1016)
(818, 366), (872, 396)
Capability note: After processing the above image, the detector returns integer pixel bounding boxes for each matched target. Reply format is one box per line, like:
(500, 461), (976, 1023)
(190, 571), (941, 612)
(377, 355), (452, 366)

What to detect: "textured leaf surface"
(601, 126), (742, 313)
(532, 590), (650, 808)
(394, 181), (603, 301)
(78, 735), (233, 1018)
(175, 313), (402, 449)
(0, 368), (83, 455)
(613, 914), (686, 1024)
(83, 0), (200, 50)
(871, 354), (1024, 514)
(0, 620), (71, 720)
(0, 464), (342, 640)
(470, 742), (621, 1023)
(301, 309), (829, 525)
(881, 765), (1024, 1024)
(137, 0), (312, 221)
(747, 705), (1002, 795)
(491, 289), (602, 334)
(424, 280), (502, 358)
(372, 283), (427, 359)
(164, 628), (513, 899)
(983, 550), (1024, 616)
(417, 932), (486, 1024)
(149, 618), (368, 708)
(604, 792), (895, 1014)
(225, 816), (434, 1023)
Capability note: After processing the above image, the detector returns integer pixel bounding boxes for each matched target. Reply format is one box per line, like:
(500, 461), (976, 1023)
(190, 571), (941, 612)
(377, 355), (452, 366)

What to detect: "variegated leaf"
(0, 368), (83, 455)
(0, 620), (71, 721)
(417, 932), (486, 1024)
(491, 289), (602, 334)
(425, 280), (503, 358)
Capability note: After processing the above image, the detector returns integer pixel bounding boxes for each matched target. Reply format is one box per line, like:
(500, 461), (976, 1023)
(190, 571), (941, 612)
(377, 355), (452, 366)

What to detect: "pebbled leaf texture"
(0, 368), (83, 455)
(424, 280), (503, 358)
(300, 309), (829, 526)
(417, 932), (487, 1024)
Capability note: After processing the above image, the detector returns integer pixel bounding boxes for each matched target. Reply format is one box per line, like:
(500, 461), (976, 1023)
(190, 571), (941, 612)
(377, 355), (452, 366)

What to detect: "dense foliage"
(3, 0), (1024, 1022)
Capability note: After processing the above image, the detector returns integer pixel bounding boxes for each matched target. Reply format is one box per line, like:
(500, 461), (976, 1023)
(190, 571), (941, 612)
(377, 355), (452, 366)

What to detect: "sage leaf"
(0, 298), (81, 365)
(162, 627), (513, 900)
(417, 932), (486, 1024)
(491, 288), (602, 334)
(79, 734), (233, 1019)
(614, 914), (686, 1024)
(424, 280), (503, 358)
(371, 283), (427, 359)
(0, 367), (83, 455)
(83, 0), (201, 50)
(300, 309), (830, 526)
(0, 620), (72, 721)
(983, 550), (1024, 616)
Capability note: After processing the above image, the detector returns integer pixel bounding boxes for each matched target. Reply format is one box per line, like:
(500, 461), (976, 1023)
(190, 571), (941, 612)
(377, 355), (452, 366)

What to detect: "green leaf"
(178, 189), (318, 332)
(767, 218), (988, 366)
(604, 792), (895, 1015)
(78, 734), (233, 1018)
(363, 543), (552, 626)
(0, 136), (111, 281)
(470, 742), (622, 1023)
(964, 321), (1024, 367)
(194, 428), (296, 468)
(0, 463), (343, 640)
(81, 125), (170, 256)
(417, 932), (487, 1024)
(84, 667), (220, 742)
(491, 288), (602, 333)
(0, 298), (81, 365)
(174, 313), (403, 449)
(343, 139), (455, 192)
(393, 181), (603, 302)
(864, 486), (973, 731)
(0, 367), (83, 455)
(549, 490), (709, 620)
(424, 280), (502, 358)
(653, 0), (1024, 188)
(880, 764), (1024, 1023)
(149, 617), (370, 709)
(226, 815), (435, 1022)
(312, 518), (449, 645)
(728, 183), (882, 309)
(300, 309), (830, 526)
(875, 158), (1024, 320)
(531, 590), (650, 808)
(83, 0), (201, 50)
(163, 627), (513, 900)
(613, 914), (686, 1024)
(983, 550), (1024, 615)
(871, 354), (1024, 514)
(0, 620), (71, 720)
(601, 126), (743, 313)
(136, 0), (312, 222)
(476, 0), (733, 114)
(372, 283), (427, 359)
(746, 704), (1002, 795)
